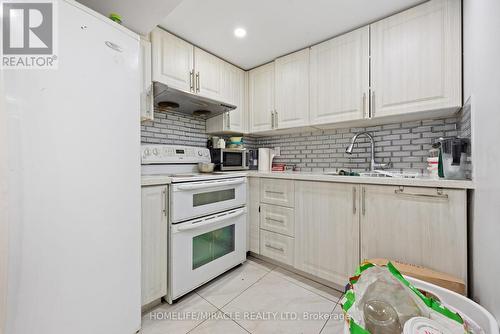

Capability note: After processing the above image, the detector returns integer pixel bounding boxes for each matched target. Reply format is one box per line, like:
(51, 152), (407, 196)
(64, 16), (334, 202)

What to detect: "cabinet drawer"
(260, 230), (294, 266)
(260, 204), (295, 237)
(260, 179), (294, 207)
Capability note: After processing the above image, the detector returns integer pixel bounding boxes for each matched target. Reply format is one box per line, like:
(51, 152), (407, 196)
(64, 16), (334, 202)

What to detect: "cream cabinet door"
(294, 181), (360, 286)
(360, 185), (467, 282)
(310, 27), (369, 124)
(194, 47), (224, 100)
(275, 49), (310, 129)
(228, 67), (246, 132)
(151, 28), (194, 93)
(370, 0), (461, 117)
(249, 62), (275, 132)
(260, 178), (294, 208)
(140, 37), (154, 122)
(141, 185), (168, 306)
(206, 64), (246, 134)
(247, 177), (260, 254)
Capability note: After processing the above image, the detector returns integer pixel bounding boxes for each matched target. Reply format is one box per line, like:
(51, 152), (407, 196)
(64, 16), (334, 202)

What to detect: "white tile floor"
(141, 257), (346, 334)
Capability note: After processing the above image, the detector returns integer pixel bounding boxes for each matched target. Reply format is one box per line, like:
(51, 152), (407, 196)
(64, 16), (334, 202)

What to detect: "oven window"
(223, 152), (243, 167)
(192, 224), (235, 269)
(193, 189), (235, 207)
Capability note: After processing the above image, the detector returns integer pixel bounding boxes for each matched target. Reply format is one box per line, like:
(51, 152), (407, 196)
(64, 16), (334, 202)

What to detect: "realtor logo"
(1, 0), (58, 69)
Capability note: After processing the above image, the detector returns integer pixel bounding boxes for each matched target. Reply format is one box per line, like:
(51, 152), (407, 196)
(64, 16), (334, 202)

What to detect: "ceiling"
(160, 0), (426, 70)
(77, 0), (183, 35)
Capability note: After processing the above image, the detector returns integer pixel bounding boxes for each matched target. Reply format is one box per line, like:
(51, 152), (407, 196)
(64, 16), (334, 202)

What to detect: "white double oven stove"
(141, 144), (247, 303)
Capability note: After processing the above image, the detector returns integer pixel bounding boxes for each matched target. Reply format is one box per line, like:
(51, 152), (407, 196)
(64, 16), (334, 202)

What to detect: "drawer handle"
(265, 217), (284, 224)
(265, 243), (284, 252)
(394, 186), (449, 199)
(266, 190), (284, 195)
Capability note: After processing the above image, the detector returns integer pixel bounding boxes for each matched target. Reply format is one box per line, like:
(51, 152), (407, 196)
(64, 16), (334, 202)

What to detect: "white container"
(258, 148), (271, 172)
(403, 317), (455, 334)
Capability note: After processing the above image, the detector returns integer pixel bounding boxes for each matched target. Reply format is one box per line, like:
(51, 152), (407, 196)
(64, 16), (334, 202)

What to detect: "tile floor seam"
(319, 302), (341, 334)
(195, 291), (223, 312)
(217, 268), (274, 310)
(268, 267), (344, 304)
(219, 309), (253, 334)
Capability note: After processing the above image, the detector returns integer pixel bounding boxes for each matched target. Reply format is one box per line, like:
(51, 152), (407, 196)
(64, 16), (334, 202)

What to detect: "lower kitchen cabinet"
(260, 203), (295, 237)
(360, 185), (467, 282)
(260, 230), (295, 266)
(294, 181), (360, 286)
(141, 185), (168, 306)
(248, 177), (468, 289)
(247, 177), (260, 254)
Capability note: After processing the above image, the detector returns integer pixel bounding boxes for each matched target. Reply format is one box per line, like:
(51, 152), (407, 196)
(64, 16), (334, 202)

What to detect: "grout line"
(318, 303), (341, 334)
(268, 266), (343, 304)
(232, 318), (253, 334)
(217, 269), (274, 310)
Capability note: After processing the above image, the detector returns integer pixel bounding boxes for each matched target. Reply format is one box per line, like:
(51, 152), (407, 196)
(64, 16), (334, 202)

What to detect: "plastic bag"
(342, 262), (468, 334)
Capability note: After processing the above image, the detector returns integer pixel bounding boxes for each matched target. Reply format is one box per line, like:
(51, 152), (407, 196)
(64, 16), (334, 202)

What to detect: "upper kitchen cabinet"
(206, 63), (247, 133)
(310, 27), (369, 125)
(370, 0), (462, 118)
(274, 49), (310, 129)
(140, 37), (154, 122)
(249, 62), (275, 132)
(194, 47), (224, 100)
(151, 28), (194, 93)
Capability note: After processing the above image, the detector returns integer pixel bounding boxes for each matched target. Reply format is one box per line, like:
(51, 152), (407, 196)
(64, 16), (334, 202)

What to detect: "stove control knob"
(153, 148), (158, 156)
(144, 149), (150, 156)
(197, 150), (203, 156)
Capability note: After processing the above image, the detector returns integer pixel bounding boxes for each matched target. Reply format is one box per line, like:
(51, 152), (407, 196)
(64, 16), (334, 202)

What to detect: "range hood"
(153, 81), (236, 119)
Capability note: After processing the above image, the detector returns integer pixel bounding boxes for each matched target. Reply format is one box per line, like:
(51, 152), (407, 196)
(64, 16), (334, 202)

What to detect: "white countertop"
(141, 170), (473, 189)
(247, 171), (474, 189)
(141, 175), (172, 186)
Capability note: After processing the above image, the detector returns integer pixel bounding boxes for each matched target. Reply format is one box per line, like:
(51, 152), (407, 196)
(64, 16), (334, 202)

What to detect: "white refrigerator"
(1, 1), (141, 333)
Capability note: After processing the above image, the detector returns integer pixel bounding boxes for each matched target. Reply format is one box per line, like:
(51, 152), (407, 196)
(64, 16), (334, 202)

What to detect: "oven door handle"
(176, 208), (246, 231)
(175, 178), (245, 191)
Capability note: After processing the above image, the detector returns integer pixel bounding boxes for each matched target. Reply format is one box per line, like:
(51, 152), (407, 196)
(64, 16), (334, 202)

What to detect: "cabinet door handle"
(162, 188), (167, 216)
(271, 110), (275, 128)
(362, 187), (366, 216)
(394, 186), (449, 199)
(370, 91), (375, 118)
(265, 190), (284, 195)
(353, 187), (357, 214)
(196, 72), (200, 92)
(265, 243), (284, 252)
(274, 110), (278, 128)
(227, 112), (231, 129)
(265, 217), (285, 224)
(362, 93), (367, 118)
(189, 70), (194, 92)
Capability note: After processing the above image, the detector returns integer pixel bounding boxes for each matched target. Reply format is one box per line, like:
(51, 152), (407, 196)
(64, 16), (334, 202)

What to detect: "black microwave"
(210, 148), (249, 171)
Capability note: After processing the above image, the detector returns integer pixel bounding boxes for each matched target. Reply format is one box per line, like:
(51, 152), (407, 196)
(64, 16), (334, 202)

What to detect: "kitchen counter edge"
(246, 171), (474, 189)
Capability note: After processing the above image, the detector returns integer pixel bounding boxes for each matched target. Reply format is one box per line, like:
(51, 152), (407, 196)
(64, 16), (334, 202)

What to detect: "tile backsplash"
(141, 110), (208, 147)
(251, 117), (460, 174)
(141, 108), (472, 176)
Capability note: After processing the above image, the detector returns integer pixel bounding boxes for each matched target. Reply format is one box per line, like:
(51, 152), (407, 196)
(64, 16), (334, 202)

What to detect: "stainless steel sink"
(323, 170), (419, 178)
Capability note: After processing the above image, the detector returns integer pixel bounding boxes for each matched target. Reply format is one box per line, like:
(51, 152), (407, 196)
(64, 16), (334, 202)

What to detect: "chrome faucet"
(345, 132), (392, 171)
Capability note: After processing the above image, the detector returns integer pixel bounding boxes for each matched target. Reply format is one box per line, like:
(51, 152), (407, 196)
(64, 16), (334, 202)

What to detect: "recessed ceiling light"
(234, 27), (247, 38)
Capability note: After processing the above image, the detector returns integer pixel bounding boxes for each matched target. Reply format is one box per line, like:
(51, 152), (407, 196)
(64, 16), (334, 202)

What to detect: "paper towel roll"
(258, 148), (271, 171)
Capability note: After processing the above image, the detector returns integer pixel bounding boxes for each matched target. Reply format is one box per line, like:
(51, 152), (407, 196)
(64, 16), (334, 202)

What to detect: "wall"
(141, 109), (208, 147)
(253, 116), (466, 174)
(141, 111), (471, 175)
(463, 0), (500, 325)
